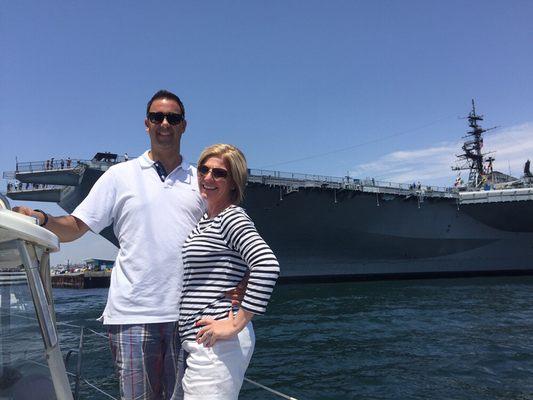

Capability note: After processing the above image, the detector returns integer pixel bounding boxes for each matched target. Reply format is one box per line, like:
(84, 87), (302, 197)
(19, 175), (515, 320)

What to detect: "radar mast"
(453, 100), (495, 188)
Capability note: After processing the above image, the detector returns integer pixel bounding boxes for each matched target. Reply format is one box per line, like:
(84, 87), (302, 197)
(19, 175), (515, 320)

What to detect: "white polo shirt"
(72, 151), (205, 325)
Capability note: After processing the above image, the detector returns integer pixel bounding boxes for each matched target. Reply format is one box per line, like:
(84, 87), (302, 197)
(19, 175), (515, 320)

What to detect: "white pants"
(181, 322), (255, 400)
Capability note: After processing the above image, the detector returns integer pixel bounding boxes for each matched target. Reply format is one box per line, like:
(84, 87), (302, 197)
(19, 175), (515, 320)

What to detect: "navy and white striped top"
(179, 205), (280, 342)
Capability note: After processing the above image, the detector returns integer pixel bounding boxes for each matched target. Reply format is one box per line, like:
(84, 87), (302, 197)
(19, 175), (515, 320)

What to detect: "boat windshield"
(0, 267), (57, 398)
(0, 194), (71, 400)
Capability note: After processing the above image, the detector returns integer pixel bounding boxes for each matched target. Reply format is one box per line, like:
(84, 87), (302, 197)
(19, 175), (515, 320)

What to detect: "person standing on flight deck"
(14, 90), (205, 399)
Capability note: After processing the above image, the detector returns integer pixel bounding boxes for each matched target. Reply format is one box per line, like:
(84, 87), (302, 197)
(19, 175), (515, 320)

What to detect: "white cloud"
(349, 123), (533, 187)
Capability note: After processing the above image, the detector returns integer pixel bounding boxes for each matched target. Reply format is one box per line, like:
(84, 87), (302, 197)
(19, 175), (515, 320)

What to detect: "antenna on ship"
(452, 100), (497, 188)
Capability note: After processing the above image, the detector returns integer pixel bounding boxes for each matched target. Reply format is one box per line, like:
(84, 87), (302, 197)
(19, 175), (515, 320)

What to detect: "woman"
(179, 144), (280, 399)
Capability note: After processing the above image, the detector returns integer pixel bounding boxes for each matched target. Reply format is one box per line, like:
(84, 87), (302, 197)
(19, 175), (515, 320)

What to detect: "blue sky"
(2, 1), (533, 264)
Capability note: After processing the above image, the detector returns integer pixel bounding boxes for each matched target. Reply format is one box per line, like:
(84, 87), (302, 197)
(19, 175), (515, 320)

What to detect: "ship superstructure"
(4, 105), (533, 281)
(452, 100), (497, 188)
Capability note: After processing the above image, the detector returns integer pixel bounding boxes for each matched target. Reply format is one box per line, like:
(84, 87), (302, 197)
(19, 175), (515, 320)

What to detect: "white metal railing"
(248, 168), (454, 194)
(6, 160), (454, 195)
(13, 159), (90, 174)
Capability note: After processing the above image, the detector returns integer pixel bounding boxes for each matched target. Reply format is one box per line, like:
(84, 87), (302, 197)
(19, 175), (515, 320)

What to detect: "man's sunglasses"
(198, 165), (229, 179)
(147, 112), (184, 125)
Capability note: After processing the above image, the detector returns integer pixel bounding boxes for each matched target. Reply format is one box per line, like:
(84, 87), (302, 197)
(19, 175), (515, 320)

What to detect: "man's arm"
(225, 270), (249, 304)
(13, 206), (90, 243)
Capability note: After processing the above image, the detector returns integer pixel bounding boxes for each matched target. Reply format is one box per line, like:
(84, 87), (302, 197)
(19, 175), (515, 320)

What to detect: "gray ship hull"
(242, 183), (533, 280)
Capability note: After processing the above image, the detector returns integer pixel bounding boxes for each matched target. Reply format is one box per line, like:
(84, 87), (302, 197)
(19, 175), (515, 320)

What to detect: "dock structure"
(51, 271), (111, 289)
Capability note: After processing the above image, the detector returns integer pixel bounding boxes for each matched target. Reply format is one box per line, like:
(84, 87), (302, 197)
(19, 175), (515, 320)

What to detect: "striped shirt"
(179, 205), (280, 342)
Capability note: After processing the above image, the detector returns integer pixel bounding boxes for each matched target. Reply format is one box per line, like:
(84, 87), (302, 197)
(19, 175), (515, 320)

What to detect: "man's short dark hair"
(146, 90), (186, 117)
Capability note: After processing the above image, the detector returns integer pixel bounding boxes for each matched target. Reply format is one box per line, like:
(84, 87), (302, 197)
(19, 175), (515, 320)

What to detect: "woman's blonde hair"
(197, 144), (248, 204)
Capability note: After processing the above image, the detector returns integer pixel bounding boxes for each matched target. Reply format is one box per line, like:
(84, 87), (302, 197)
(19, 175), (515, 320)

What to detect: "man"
(15, 90), (205, 399)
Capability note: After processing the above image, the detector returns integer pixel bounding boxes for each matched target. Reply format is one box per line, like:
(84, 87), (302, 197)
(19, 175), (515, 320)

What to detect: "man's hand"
(224, 270), (249, 305)
(12, 206), (89, 243)
(13, 206), (45, 225)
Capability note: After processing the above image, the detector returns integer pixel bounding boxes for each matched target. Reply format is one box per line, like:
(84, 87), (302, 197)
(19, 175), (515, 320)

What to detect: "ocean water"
(4, 276), (533, 399)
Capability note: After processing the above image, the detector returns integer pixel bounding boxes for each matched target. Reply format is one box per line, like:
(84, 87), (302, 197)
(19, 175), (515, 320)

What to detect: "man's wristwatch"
(34, 209), (49, 227)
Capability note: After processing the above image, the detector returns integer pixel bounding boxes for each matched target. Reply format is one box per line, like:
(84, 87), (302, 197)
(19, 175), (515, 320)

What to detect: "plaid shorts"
(108, 322), (185, 400)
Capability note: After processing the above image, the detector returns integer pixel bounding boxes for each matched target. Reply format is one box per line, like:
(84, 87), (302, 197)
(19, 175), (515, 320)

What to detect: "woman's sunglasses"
(198, 165), (229, 179)
(147, 112), (184, 125)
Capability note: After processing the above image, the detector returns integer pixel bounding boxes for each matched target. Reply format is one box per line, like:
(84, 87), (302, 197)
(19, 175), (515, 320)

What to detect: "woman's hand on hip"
(196, 309), (253, 347)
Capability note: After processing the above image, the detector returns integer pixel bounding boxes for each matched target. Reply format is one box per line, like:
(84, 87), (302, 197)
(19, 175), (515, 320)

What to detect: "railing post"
(74, 326), (84, 400)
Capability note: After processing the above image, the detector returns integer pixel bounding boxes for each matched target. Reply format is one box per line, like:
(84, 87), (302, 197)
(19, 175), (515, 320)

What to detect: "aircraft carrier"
(4, 103), (533, 281)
